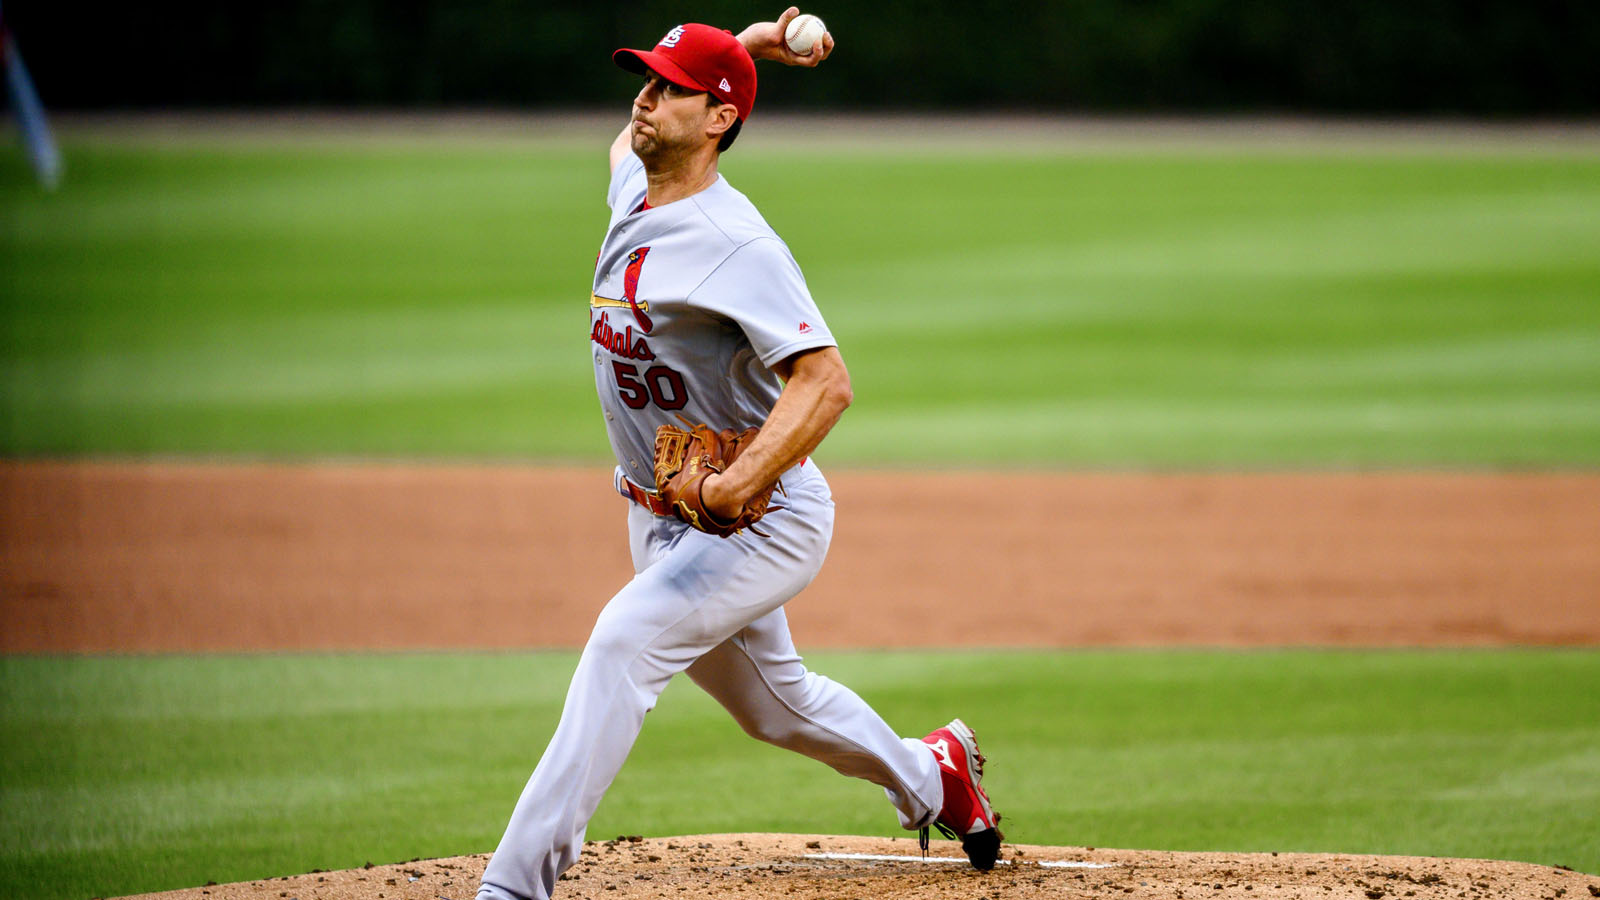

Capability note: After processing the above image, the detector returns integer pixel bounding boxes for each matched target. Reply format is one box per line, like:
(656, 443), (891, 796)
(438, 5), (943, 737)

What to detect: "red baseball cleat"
(920, 718), (1003, 870)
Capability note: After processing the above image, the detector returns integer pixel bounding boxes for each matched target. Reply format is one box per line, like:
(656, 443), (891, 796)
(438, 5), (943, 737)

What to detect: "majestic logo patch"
(798, 322), (812, 333)
(660, 25), (685, 48)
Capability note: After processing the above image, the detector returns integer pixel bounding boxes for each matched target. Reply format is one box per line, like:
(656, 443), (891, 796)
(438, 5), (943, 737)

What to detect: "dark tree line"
(8, 0), (1597, 113)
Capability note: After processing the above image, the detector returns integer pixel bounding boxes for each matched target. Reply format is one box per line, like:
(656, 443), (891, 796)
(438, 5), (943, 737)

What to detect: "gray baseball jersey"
(478, 147), (947, 900)
(590, 152), (836, 487)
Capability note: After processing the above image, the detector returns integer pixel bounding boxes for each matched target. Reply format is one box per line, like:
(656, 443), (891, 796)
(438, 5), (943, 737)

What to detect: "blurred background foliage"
(7, 0), (1599, 113)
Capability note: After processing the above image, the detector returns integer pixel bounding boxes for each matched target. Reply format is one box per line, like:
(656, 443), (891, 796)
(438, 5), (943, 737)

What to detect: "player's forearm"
(741, 369), (851, 481)
(737, 24), (784, 62)
(609, 123), (632, 174)
(706, 349), (851, 512)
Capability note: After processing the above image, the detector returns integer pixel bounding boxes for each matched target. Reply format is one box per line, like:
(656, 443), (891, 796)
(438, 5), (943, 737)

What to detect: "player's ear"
(706, 103), (738, 141)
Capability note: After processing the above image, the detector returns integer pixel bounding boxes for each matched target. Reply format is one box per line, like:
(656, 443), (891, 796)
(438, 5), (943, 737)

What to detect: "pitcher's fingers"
(801, 32), (834, 65)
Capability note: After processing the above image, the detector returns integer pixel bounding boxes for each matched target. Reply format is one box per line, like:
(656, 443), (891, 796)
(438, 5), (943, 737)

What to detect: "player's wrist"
(736, 26), (775, 62)
(700, 473), (745, 522)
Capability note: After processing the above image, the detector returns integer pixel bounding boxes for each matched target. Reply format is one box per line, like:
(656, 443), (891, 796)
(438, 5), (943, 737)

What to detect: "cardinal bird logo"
(622, 247), (654, 332)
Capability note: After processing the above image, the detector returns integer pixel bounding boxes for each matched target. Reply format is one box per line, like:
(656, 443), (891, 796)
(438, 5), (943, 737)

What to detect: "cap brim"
(612, 48), (711, 94)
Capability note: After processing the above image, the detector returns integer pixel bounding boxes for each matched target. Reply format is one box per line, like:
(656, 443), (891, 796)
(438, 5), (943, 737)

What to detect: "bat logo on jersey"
(589, 246), (655, 334)
(621, 247), (654, 333)
(590, 248), (657, 360)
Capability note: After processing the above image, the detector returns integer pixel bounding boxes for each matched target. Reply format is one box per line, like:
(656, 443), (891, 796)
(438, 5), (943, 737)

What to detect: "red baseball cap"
(613, 24), (757, 122)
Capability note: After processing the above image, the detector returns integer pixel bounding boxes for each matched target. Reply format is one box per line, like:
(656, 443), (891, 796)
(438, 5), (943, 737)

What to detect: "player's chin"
(630, 131), (659, 156)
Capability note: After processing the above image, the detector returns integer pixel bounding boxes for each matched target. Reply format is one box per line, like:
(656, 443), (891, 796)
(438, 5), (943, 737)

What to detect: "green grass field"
(3, 130), (1598, 464)
(2, 650), (1597, 900)
(4, 126), (1599, 899)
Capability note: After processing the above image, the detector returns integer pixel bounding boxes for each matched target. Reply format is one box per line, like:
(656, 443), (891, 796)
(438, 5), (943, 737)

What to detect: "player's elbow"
(785, 347), (852, 414)
(823, 370), (853, 415)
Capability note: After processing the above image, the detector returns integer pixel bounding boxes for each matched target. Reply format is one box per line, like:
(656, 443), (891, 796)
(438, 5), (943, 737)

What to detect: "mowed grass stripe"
(4, 142), (1598, 463)
(2, 650), (1598, 900)
(6, 305), (585, 407)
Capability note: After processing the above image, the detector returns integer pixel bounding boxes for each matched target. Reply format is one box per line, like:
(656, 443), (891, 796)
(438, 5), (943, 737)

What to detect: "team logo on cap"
(660, 25), (685, 48)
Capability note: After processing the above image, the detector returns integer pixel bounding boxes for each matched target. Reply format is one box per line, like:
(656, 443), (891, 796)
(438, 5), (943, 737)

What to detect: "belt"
(620, 477), (675, 516)
(616, 458), (807, 518)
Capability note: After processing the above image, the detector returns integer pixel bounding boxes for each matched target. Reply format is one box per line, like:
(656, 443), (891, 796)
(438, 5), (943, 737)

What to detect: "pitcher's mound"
(117, 833), (1595, 900)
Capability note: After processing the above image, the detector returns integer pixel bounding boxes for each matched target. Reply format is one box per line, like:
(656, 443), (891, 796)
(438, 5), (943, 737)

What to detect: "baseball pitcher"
(476, 11), (1001, 900)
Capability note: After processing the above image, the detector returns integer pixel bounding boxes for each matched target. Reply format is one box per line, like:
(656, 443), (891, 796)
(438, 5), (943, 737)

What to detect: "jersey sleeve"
(688, 237), (838, 367)
(607, 152), (646, 210)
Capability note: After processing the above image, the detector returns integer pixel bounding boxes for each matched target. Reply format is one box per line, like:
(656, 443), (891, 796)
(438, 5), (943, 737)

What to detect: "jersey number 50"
(612, 361), (689, 411)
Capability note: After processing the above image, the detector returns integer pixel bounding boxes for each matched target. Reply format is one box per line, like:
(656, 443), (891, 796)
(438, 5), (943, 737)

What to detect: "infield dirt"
(3, 462), (1598, 653)
(116, 833), (1599, 900)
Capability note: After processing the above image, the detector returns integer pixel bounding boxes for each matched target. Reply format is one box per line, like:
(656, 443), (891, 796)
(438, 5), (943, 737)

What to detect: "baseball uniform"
(474, 106), (945, 900)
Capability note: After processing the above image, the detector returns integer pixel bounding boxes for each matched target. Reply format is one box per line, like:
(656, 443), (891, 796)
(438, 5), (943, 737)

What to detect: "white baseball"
(784, 14), (826, 55)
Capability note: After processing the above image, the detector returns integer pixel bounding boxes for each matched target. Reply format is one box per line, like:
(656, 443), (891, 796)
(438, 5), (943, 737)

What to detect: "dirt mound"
(116, 833), (1597, 900)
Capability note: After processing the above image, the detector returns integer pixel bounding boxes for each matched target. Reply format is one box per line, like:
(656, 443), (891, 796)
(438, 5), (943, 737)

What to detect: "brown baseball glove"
(653, 417), (780, 538)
